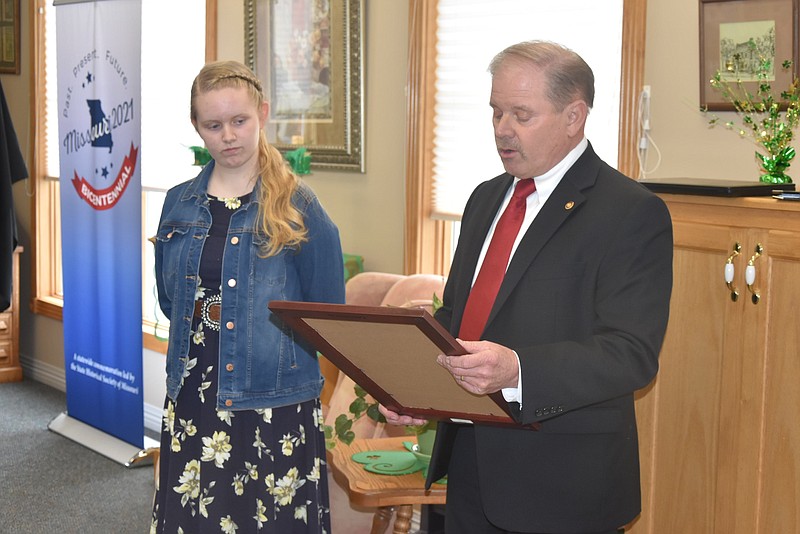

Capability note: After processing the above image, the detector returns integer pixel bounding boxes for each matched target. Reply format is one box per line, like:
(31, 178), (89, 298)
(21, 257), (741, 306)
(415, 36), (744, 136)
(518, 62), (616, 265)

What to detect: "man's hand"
(378, 404), (428, 427)
(437, 339), (519, 394)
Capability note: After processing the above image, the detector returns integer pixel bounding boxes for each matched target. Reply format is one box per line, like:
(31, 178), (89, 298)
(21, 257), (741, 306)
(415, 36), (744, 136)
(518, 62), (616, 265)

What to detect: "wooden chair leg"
(370, 506), (395, 534)
(392, 504), (414, 534)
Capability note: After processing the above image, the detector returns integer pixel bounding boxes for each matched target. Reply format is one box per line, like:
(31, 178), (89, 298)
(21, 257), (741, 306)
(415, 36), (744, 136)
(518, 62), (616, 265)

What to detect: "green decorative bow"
(756, 145), (796, 184)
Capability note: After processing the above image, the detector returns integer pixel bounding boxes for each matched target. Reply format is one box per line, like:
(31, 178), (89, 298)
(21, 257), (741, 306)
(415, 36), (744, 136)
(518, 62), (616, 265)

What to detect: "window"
(31, 0), (217, 351)
(404, 0), (647, 274)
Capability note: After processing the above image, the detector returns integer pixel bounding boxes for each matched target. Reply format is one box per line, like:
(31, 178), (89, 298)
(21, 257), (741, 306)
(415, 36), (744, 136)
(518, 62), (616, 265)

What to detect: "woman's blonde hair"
(190, 60), (307, 257)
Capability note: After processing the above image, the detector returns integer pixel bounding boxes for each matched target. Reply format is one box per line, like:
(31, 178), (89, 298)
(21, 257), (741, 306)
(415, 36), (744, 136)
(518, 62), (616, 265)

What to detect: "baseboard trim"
(20, 355), (66, 391)
(144, 400), (162, 433)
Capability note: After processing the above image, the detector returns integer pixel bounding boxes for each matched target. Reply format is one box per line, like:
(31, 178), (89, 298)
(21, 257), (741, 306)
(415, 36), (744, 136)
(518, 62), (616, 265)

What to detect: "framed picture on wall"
(699, 0), (800, 111)
(0, 0), (20, 74)
(244, 0), (365, 172)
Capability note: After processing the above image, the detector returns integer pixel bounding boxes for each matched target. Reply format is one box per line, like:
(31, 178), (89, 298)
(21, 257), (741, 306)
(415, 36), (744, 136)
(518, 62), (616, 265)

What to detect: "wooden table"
(327, 436), (447, 534)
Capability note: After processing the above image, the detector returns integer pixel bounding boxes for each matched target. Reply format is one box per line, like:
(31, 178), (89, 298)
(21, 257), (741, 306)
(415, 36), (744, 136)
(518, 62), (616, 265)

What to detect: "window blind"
(432, 0), (624, 219)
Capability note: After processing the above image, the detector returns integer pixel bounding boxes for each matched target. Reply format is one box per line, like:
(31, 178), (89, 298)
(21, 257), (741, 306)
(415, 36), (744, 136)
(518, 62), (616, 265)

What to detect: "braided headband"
(216, 73), (263, 94)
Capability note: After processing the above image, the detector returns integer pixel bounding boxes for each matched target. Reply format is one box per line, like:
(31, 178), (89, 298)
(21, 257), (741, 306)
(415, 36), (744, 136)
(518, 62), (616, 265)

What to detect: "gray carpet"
(0, 379), (153, 534)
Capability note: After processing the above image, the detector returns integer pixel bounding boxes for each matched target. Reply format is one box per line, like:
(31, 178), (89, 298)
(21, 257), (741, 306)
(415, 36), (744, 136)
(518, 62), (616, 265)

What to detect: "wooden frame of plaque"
(269, 301), (519, 426)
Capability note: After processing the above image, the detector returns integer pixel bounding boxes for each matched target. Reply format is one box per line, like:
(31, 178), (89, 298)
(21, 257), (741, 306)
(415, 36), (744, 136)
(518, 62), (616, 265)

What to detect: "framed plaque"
(699, 0), (799, 110)
(269, 301), (520, 426)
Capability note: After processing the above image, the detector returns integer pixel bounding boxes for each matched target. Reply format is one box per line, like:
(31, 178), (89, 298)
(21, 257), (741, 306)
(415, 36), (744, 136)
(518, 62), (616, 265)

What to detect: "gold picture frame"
(0, 0), (20, 74)
(245, 0), (365, 172)
(699, 0), (800, 111)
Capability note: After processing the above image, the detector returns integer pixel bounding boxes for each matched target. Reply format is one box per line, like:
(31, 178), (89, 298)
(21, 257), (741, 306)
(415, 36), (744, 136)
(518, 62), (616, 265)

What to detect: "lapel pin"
(565, 201), (575, 210)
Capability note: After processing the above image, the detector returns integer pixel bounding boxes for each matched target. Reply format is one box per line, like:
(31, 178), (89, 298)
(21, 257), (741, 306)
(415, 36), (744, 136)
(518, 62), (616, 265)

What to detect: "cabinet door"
(631, 221), (747, 534)
(757, 229), (800, 532)
(712, 228), (769, 534)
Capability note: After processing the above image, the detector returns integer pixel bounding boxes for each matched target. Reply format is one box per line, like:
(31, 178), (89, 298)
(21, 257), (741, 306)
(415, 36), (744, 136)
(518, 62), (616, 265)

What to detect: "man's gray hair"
(488, 40), (595, 111)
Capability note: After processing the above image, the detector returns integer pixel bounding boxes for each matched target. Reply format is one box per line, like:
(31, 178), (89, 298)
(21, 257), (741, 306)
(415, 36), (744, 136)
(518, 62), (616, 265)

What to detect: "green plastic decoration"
(284, 147), (312, 175)
(187, 145), (312, 176)
(189, 145), (212, 167)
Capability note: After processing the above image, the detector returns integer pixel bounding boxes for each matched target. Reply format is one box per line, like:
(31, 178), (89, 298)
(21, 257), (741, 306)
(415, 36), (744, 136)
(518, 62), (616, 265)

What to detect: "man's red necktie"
(458, 179), (537, 340)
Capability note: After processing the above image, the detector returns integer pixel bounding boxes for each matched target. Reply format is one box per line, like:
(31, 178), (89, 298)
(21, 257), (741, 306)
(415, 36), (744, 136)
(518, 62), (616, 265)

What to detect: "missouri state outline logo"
(60, 48), (139, 211)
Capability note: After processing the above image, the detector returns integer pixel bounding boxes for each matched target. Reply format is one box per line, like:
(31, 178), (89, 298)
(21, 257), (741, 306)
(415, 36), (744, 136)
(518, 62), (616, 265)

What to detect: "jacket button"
(228, 278), (236, 288)
(225, 399), (233, 407)
(226, 321), (235, 330)
(226, 363), (234, 372)
(230, 236), (239, 245)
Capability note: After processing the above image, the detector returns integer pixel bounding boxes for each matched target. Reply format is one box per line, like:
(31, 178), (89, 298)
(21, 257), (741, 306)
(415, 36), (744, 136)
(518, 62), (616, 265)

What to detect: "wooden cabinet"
(0, 246), (22, 382)
(629, 196), (800, 534)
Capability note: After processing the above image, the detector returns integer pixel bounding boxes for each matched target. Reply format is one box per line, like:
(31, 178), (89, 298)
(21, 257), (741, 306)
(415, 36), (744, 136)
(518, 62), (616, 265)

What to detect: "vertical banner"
(56, 0), (143, 448)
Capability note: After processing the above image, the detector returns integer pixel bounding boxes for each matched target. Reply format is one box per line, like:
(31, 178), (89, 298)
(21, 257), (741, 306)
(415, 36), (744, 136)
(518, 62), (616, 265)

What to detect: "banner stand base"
(48, 412), (159, 468)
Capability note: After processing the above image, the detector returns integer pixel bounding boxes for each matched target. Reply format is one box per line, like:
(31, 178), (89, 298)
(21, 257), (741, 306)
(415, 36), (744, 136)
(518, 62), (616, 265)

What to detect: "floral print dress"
(151, 194), (331, 533)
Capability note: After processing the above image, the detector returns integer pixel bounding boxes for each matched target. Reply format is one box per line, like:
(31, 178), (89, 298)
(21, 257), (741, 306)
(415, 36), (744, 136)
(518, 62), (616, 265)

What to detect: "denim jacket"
(155, 161), (345, 410)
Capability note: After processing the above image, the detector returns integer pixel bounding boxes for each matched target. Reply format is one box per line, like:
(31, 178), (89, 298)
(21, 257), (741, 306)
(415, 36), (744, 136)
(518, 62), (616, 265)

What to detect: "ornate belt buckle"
(200, 294), (222, 331)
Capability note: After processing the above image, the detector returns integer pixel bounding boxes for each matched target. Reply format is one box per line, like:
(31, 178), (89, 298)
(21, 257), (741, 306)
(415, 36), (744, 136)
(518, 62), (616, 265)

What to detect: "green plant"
(323, 384), (385, 448)
(322, 385), (437, 449)
(706, 39), (800, 184)
(323, 293), (443, 449)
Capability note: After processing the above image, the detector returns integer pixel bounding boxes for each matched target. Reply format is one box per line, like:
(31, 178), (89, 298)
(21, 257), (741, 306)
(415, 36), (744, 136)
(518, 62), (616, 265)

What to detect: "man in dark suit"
(381, 41), (673, 533)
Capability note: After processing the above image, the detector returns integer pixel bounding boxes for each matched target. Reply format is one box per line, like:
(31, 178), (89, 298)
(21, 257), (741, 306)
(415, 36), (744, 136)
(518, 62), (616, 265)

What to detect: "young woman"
(151, 60), (344, 533)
